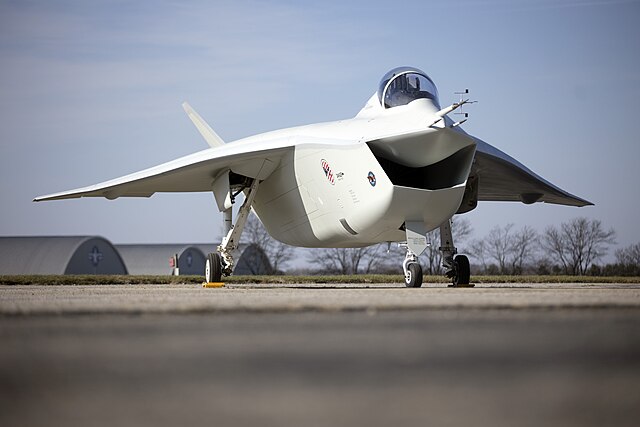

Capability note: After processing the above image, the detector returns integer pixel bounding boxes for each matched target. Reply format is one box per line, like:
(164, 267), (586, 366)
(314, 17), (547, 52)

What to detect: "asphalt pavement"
(1, 283), (639, 427)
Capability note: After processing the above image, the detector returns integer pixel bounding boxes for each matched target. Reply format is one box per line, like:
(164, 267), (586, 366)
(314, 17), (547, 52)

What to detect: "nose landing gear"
(399, 217), (472, 288)
(400, 243), (423, 288)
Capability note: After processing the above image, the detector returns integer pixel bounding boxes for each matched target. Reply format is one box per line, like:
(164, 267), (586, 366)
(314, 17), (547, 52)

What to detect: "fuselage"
(230, 97), (477, 248)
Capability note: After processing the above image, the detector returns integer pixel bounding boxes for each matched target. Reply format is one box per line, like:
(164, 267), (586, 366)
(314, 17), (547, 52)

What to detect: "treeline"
(303, 217), (639, 276)
(467, 218), (639, 276)
(243, 213), (639, 276)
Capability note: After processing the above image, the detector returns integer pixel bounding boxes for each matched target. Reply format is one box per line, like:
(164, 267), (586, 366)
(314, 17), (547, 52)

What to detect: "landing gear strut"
(205, 177), (260, 283)
(439, 218), (472, 287)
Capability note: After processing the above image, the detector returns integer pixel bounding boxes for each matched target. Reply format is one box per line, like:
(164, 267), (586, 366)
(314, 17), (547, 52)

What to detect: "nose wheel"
(401, 244), (423, 288)
(405, 262), (423, 288)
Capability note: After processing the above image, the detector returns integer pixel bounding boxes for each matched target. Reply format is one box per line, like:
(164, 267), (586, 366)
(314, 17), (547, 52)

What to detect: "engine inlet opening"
(371, 145), (475, 190)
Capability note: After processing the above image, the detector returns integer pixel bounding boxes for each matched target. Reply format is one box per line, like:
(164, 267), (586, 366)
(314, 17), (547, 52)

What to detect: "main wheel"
(405, 262), (423, 288)
(205, 253), (222, 283)
(453, 255), (470, 286)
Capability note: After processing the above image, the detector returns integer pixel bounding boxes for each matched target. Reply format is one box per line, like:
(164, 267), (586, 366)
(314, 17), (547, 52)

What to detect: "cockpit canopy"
(377, 67), (440, 109)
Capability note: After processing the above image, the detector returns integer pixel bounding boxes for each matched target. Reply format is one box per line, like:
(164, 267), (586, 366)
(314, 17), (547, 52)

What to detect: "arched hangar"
(115, 244), (208, 276)
(0, 237), (273, 276)
(0, 236), (128, 275)
(116, 243), (273, 275)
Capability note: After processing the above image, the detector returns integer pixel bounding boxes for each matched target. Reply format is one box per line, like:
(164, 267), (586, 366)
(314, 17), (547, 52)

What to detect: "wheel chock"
(448, 283), (475, 288)
(203, 282), (225, 288)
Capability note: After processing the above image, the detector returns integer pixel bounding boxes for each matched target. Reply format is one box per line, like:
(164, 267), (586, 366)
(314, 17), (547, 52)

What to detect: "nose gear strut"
(400, 243), (423, 288)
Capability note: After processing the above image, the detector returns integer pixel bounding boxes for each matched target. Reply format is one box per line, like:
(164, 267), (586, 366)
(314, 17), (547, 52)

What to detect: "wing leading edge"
(471, 136), (592, 207)
(34, 140), (294, 202)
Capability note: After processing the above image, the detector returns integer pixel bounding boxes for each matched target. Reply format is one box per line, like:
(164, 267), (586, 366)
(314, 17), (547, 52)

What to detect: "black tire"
(405, 263), (423, 288)
(205, 253), (222, 283)
(453, 255), (470, 286)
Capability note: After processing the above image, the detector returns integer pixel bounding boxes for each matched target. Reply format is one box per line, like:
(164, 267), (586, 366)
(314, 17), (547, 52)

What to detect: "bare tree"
(241, 212), (295, 273)
(424, 218), (473, 275)
(615, 243), (640, 266)
(307, 244), (392, 274)
(542, 217), (616, 275)
(469, 239), (489, 273)
(509, 225), (539, 274)
(541, 226), (568, 272)
(485, 223), (515, 274)
(469, 224), (538, 274)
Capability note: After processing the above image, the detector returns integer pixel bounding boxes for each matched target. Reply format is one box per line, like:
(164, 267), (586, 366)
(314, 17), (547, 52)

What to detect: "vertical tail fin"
(182, 102), (225, 148)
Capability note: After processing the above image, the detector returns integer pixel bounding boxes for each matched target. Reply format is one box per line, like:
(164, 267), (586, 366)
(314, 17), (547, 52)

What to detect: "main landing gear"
(401, 218), (472, 288)
(439, 218), (472, 287)
(205, 252), (223, 283)
(204, 178), (260, 283)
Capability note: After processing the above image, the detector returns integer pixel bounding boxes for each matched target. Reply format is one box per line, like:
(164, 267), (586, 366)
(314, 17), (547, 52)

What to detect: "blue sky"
(1, 0), (639, 259)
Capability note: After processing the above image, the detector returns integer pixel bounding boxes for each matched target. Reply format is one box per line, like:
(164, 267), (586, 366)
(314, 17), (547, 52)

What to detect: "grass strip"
(1, 274), (639, 286)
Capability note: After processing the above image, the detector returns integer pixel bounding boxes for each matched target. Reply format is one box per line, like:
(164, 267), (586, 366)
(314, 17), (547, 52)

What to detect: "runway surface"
(1, 283), (639, 427)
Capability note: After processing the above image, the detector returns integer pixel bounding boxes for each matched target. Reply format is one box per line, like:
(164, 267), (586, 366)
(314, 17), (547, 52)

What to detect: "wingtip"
(575, 194), (594, 207)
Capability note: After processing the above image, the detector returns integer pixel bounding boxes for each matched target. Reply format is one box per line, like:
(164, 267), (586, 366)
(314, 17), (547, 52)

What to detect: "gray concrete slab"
(1, 282), (640, 315)
(1, 283), (639, 427)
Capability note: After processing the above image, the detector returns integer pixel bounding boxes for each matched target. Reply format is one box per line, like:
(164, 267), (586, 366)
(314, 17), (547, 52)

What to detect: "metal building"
(0, 236), (128, 275)
(234, 243), (273, 274)
(115, 243), (273, 275)
(116, 244), (209, 275)
(0, 237), (273, 276)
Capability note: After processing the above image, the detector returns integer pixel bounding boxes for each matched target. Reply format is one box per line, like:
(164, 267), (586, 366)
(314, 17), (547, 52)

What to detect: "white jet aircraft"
(35, 67), (591, 287)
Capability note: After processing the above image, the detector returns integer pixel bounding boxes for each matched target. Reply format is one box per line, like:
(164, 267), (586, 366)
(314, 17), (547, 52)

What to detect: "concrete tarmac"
(2, 282), (640, 315)
(1, 283), (639, 427)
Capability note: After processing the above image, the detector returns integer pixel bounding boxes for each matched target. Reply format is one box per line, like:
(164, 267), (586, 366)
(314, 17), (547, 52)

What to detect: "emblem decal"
(367, 171), (376, 187)
(88, 246), (103, 267)
(321, 159), (335, 185)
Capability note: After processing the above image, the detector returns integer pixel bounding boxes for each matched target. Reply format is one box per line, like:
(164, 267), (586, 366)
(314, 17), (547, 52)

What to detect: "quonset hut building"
(0, 237), (272, 276)
(0, 236), (128, 275)
(115, 244), (209, 276)
(116, 244), (272, 275)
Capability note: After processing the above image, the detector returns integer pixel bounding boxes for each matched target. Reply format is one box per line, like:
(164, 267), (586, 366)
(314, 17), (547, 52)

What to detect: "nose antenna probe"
(429, 89), (478, 128)
(450, 89), (477, 128)
(454, 89), (477, 118)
